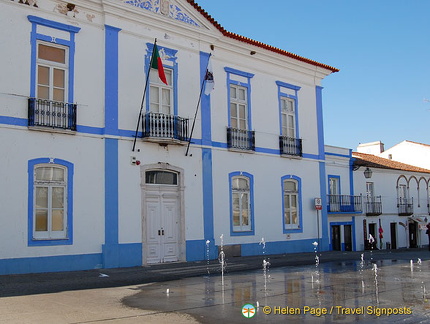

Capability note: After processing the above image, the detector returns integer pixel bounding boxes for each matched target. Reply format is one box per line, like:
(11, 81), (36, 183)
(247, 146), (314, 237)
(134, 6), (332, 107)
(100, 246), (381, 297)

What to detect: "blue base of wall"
(0, 253), (102, 275)
(102, 243), (142, 268)
(186, 239), (217, 261)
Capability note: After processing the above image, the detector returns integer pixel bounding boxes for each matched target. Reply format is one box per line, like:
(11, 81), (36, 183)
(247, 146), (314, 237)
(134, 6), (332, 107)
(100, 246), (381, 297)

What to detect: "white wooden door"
(145, 191), (179, 264)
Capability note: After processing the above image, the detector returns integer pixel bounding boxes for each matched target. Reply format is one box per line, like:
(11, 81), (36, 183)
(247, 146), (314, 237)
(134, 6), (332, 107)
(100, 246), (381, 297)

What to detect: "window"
(37, 42), (68, 102)
(230, 84), (248, 130)
(282, 176), (302, 232)
(225, 67), (255, 151)
(34, 165), (67, 239)
(145, 170), (178, 185)
(149, 68), (173, 114)
(230, 172), (254, 234)
(277, 81), (301, 156)
(28, 158), (73, 245)
(280, 97), (295, 137)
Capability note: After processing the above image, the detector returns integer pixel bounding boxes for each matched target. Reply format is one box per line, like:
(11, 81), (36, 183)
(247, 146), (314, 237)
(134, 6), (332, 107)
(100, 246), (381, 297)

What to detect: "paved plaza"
(1, 249), (430, 323)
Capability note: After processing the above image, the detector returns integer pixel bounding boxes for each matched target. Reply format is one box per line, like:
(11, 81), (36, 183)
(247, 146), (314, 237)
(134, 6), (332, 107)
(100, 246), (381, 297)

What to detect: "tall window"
(230, 84), (248, 130)
(33, 164), (67, 240)
(280, 97), (295, 137)
(230, 173), (253, 234)
(36, 42), (68, 102)
(283, 179), (299, 229)
(150, 68), (173, 114)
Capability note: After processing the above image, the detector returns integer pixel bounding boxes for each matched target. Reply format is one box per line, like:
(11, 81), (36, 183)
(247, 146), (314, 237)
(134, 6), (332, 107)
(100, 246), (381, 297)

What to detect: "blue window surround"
(229, 171), (255, 236)
(28, 158), (74, 246)
(276, 81), (301, 138)
(281, 175), (303, 234)
(225, 67), (254, 130)
(27, 15), (80, 102)
(145, 43), (178, 115)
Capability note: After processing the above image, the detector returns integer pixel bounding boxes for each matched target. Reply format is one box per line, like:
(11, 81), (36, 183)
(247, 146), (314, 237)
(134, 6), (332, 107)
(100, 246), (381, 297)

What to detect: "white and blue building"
(0, 0), (338, 274)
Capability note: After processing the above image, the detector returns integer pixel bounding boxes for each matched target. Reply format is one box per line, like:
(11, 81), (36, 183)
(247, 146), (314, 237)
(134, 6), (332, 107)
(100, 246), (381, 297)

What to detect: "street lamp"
(364, 167), (372, 179)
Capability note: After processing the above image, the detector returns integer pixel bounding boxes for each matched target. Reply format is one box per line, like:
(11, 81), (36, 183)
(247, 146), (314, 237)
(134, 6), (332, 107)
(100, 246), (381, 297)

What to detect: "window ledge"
(280, 153), (302, 160)
(227, 147), (255, 154)
(142, 137), (188, 145)
(28, 126), (76, 135)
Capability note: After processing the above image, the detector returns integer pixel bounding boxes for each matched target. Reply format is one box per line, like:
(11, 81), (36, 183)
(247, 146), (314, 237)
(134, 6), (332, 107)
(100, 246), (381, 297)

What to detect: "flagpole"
(132, 38), (158, 152)
(185, 53), (212, 156)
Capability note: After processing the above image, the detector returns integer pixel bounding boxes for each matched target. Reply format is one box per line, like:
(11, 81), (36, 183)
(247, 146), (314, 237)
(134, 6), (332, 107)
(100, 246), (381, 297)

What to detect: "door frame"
(141, 163), (186, 265)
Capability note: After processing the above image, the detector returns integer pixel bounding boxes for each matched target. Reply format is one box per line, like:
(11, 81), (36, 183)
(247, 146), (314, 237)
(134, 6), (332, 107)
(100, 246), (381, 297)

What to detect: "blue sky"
(195, 0), (430, 151)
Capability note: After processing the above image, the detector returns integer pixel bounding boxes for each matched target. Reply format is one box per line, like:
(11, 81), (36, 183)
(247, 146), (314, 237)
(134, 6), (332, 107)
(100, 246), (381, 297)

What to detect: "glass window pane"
(239, 120), (246, 130)
(53, 89), (64, 102)
(238, 88), (246, 100)
(230, 104), (237, 118)
(52, 187), (64, 208)
(38, 44), (66, 64)
(162, 89), (170, 106)
(38, 66), (49, 86)
(36, 167), (64, 181)
(35, 210), (48, 231)
(239, 105), (246, 119)
(165, 69), (172, 84)
(230, 86), (236, 99)
(145, 171), (177, 185)
(37, 86), (49, 100)
(52, 210), (64, 231)
(284, 180), (296, 192)
(233, 211), (240, 226)
(53, 69), (65, 88)
(36, 187), (48, 208)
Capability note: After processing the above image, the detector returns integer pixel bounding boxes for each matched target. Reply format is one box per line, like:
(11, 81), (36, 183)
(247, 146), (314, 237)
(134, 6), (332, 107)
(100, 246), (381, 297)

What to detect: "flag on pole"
(204, 57), (214, 95)
(151, 44), (168, 85)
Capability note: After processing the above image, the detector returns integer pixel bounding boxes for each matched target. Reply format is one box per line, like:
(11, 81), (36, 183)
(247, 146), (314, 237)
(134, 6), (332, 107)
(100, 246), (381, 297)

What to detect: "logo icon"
(242, 304), (256, 318)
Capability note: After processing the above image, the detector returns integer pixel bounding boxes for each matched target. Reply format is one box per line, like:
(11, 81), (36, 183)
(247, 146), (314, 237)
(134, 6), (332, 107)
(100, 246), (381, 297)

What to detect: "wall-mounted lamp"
(250, 51), (256, 55)
(210, 44), (215, 50)
(364, 167), (372, 179)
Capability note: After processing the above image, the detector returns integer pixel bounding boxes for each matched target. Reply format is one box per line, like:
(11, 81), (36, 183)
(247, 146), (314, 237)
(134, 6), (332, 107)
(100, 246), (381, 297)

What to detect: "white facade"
(0, 0), (337, 274)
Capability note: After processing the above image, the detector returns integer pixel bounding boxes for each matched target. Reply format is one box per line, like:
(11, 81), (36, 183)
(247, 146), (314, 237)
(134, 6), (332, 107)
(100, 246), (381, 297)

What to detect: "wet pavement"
(1, 248), (430, 323)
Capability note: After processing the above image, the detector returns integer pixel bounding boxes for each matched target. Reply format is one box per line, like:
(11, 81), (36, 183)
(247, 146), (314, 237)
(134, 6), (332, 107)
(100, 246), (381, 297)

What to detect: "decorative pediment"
(123, 0), (200, 27)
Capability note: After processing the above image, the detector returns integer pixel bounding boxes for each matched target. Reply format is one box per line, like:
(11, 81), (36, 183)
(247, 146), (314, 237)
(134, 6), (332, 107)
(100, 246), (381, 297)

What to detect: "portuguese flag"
(151, 44), (168, 85)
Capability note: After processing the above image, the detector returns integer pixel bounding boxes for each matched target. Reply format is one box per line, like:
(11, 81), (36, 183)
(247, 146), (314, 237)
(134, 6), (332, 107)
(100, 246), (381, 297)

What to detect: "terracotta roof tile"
(352, 152), (430, 174)
(188, 0), (339, 73)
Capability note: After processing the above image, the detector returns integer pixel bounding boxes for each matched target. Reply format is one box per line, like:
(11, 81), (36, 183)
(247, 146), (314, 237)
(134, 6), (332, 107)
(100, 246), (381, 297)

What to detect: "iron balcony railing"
(365, 196), (382, 216)
(142, 112), (189, 142)
(227, 127), (255, 151)
(327, 194), (362, 213)
(279, 136), (302, 156)
(397, 197), (413, 216)
(28, 98), (77, 130)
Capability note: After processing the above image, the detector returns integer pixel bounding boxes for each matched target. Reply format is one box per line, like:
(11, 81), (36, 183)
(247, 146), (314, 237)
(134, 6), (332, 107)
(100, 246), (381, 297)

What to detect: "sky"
(195, 0), (430, 151)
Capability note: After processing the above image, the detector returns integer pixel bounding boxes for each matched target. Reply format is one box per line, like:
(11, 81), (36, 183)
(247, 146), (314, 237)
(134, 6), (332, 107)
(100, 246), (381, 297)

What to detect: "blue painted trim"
(225, 67), (253, 130)
(0, 116), (28, 127)
(200, 52), (215, 258)
(348, 150), (355, 196)
(325, 152), (351, 158)
(28, 158), (74, 246)
(105, 25), (121, 135)
(76, 125), (105, 135)
(145, 43), (178, 115)
(186, 239), (217, 261)
(0, 253), (102, 275)
(28, 15), (80, 102)
(316, 86), (325, 160)
(275, 81), (301, 91)
(200, 52), (212, 146)
(28, 15), (81, 33)
(105, 139), (119, 245)
(281, 175), (303, 234)
(224, 67), (255, 79)
(319, 161), (329, 250)
(102, 243), (142, 268)
(240, 238), (323, 256)
(229, 171), (255, 236)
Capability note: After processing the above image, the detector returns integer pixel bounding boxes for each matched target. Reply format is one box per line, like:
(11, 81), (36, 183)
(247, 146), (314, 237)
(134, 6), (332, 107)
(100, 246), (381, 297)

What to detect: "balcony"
(28, 98), (77, 131)
(279, 136), (302, 156)
(365, 196), (382, 216)
(141, 112), (189, 144)
(327, 195), (362, 213)
(227, 127), (255, 151)
(397, 198), (413, 216)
